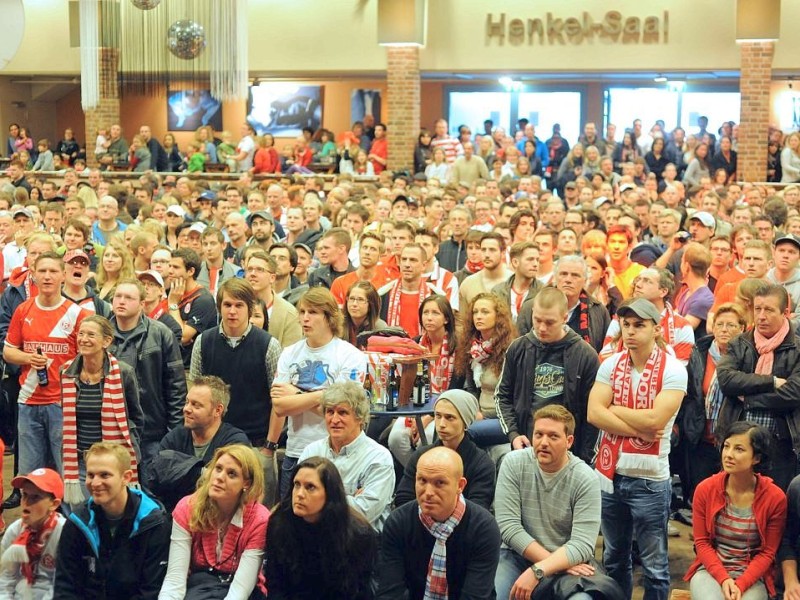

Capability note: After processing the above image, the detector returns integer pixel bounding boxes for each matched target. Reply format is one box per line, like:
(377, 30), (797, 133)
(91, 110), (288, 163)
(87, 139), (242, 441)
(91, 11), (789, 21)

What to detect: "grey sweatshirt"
(495, 449), (600, 566)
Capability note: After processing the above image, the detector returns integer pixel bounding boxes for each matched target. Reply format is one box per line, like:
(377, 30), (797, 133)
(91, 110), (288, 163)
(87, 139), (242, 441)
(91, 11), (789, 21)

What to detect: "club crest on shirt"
(184, 302), (192, 314)
(59, 318), (75, 335)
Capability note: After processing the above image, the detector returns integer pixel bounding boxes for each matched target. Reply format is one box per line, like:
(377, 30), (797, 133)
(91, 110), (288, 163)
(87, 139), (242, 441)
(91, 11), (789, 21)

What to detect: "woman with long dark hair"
(684, 422), (787, 600)
(264, 457), (377, 600)
(388, 295), (464, 467)
(645, 137), (669, 182)
(456, 292), (517, 447)
(341, 281), (387, 347)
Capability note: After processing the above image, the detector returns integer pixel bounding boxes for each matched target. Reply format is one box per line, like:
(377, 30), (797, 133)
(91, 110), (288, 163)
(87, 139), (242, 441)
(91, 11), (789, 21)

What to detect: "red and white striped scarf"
(420, 333), (454, 395)
(61, 353), (138, 504)
(596, 345), (666, 493)
(386, 280), (428, 328)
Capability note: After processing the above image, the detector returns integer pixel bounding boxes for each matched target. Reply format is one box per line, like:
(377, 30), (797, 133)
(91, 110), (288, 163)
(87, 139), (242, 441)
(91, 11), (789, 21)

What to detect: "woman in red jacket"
(685, 421), (787, 600)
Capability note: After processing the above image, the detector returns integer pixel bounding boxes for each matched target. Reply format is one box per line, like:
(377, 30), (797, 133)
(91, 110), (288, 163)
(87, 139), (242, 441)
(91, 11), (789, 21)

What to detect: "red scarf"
(596, 345), (666, 492)
(469, 337), (493, 363)
(2, 510), (60, 586)
(386, 281), (428, 328)
(61, 353), (139, 504)
(420, 333), (454, 395)
(148, 299), (169, 321)
(464, 259), (483, 274)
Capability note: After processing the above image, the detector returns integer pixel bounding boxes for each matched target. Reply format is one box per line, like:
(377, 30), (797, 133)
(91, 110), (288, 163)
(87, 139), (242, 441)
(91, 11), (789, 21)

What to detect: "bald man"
(376, 447), (501, 600)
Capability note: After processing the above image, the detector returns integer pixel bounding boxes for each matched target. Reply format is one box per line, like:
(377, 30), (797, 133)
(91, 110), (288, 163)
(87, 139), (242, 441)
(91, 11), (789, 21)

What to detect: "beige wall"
(3, 0), (800, 75)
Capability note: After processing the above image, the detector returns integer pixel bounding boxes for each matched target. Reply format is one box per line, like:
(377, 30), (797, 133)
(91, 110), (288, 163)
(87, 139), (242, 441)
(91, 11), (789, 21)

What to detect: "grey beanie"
(434, 390), (479, 428)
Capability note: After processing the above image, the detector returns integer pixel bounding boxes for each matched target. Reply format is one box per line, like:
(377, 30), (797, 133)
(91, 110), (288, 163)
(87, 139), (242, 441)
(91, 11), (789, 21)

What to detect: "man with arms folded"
(588, 298), (687, 600)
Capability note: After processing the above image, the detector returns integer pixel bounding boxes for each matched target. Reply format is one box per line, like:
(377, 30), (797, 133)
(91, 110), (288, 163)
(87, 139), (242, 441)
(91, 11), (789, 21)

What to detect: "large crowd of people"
(1, 113), (800, 599)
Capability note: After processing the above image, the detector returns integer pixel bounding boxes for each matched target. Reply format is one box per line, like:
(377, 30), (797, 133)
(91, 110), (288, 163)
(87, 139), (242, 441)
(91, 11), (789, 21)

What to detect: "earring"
(242, 488), (248, 492)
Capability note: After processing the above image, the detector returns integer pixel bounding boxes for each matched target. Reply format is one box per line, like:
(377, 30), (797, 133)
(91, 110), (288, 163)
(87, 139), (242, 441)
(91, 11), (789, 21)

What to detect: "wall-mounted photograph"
(351, 89), (382, 125)
(167, 89), (222, 131)
(247, 83), (323, 136)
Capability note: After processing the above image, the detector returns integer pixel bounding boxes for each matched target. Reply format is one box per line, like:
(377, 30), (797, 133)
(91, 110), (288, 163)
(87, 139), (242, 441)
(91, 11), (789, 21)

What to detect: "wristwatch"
(263, 440), (279, 451)
(531, 564), (545, 581)
(168, 303), (179, 311)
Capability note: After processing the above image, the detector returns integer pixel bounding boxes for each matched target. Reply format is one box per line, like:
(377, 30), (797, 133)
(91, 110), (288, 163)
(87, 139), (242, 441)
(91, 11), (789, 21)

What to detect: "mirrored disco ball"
(131, 0), (162, 9)
(167, 20), (206, 60)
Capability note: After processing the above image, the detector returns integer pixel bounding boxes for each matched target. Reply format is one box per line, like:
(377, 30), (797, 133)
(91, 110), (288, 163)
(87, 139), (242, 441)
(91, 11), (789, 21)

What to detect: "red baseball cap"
(12, 468), (64, 500)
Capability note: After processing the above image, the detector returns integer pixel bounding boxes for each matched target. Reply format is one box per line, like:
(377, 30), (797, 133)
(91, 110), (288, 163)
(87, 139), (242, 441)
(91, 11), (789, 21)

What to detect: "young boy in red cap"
(0, 467), (65, 599)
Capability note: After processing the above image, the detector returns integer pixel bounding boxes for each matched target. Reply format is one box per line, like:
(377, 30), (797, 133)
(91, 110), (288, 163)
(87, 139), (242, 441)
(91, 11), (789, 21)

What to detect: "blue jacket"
(515, 136), (549, 169)
(54, 488), (171, 600)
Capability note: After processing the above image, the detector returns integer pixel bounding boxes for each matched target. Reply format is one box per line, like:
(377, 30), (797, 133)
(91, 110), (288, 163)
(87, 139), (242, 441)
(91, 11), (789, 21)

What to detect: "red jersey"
(330, 270), (391, 307)
(6, 297), (87, 405)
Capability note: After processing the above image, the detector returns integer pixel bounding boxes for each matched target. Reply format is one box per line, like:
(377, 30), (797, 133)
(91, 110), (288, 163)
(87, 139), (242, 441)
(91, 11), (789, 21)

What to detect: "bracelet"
(263, 440), (279, 451)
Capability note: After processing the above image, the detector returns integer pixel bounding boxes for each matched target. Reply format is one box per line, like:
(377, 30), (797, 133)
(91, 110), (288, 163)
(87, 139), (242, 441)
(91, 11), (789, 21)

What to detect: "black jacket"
(110, 314), (187, 442)
(716, 326), (800, 451)
(376, 499), (500, 600)
(394, 436), (495, 510)
(54, 489), (171, 600)
(495, 329), (600, 464)
(517, 290), (610, 354)
(0, 273), (30, 376)
(683, 334), (715, 447)
(307, 261), (356, 289)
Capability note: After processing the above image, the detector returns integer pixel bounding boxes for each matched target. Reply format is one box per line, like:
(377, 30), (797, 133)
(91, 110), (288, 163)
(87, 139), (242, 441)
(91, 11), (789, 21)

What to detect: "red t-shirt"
(399, 291), (420, 338)
(5, 297), (87, 405)
(331, 270), (392, 307)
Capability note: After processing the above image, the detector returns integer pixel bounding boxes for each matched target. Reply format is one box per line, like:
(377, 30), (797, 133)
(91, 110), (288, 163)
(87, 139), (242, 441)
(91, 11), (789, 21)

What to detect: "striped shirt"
(430, 136), (463, 165)
(76, 382), (103, 451)
(715, 502), (761, 578)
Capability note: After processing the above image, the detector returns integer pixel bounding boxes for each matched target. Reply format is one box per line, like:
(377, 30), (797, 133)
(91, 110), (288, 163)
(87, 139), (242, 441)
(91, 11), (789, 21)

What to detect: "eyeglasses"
(347, 296), (368, 305)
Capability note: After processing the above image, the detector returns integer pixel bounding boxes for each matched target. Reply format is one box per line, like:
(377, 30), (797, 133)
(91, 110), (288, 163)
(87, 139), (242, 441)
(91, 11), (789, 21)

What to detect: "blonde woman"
(95, 237), (135, 302)
(159, 444), (269, 600)
(781, 132), (800, 183)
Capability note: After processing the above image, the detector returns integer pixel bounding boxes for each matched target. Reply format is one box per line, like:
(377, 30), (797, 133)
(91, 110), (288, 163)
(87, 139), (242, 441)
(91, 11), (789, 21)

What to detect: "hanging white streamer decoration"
(80, 0), (100, 110)
(210, 0), (249, 102)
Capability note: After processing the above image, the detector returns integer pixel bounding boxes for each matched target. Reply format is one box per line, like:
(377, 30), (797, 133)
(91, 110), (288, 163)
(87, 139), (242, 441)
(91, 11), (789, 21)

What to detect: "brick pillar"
(738, 42), (774, 182)
(84, 48), (120, 168)
(386, 46), (420, 172)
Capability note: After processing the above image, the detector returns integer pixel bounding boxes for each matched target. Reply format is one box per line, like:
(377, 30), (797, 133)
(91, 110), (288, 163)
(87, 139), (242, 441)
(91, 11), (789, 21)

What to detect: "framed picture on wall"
(167, 89), (223, 132)
(351, 89), (381, 126)
(246, 83), (323, 137)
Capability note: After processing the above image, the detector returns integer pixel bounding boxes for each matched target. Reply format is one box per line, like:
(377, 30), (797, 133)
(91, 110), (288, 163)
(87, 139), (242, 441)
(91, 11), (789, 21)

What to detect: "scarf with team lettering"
(596, 344), (666, 493)
(420, 332), (454, 395)
(419, 494), (466, 600)
(386, 280), (428, 328)
(61, 353), (138, 504)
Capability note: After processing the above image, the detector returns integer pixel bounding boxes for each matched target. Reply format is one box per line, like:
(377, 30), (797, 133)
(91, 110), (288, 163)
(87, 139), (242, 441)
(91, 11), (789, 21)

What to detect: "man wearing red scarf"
(588, 298), (687, 600)
(716, 284), (800, 491)
(378, 244), (445, 340)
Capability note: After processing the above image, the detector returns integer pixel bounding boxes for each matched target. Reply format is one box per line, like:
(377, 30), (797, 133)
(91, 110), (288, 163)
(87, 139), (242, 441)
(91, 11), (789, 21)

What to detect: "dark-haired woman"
(341, 281), (387, 347)
(645, 137), (669, 182)
(413, 130), (432, 174)
(684, 422), (787, 600)
(388, 295), (464, 467)
(264, 457), (378, 600)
